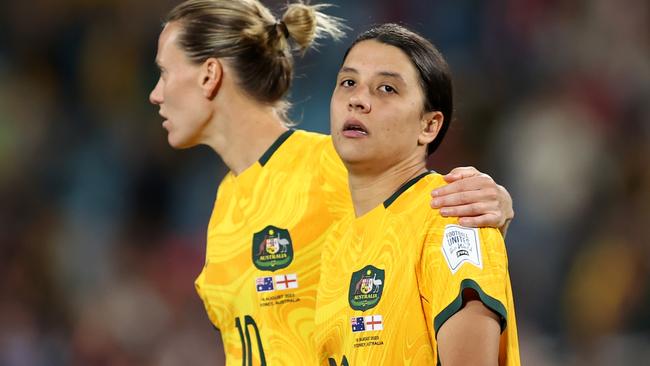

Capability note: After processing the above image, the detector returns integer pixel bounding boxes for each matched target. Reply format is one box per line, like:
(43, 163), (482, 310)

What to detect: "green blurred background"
(0, 0), (648, 365)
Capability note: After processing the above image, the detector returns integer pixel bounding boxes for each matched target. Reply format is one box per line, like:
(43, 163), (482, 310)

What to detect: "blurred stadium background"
(0, 0), (648, 365)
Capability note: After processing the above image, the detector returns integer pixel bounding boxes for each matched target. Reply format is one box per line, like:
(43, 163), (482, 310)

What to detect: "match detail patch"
(441, 225), (482, 274)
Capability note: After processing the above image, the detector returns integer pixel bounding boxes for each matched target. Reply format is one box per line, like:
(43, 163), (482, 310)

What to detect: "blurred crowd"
(0, 0), (648, 365)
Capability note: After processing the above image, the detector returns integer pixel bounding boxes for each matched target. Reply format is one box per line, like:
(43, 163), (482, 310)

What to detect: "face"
(149, 22), (212, 149)
(330, 40), (438, 173)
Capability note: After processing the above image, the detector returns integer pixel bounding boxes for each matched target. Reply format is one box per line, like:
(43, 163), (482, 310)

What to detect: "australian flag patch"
(256, 276), (274, 292)
(351, 317), (366, 332)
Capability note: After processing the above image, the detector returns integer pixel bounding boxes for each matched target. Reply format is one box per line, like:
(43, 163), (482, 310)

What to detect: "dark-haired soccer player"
(315, 24), (519, 365)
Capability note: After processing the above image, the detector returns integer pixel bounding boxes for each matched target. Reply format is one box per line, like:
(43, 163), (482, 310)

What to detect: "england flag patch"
(441, 225), (482, 274)
(274, 273), (298, 290)
(363, 315), (383, 331)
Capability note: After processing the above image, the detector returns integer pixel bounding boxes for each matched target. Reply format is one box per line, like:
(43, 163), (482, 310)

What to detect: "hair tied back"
(277, 21), (290, 39)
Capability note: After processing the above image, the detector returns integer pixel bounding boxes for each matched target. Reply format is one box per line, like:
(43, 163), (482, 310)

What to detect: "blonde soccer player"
(150, 1), (515, 364)
(315, 24), (520, 365)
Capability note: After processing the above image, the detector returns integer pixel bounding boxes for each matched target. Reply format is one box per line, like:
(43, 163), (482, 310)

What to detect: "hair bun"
(276, 21), (290, 39)
(281, 2), (346, 51)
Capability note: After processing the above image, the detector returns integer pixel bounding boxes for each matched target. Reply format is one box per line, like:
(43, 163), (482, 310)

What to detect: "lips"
(342, 119), (369, 138)
(159, 112), (170, 129)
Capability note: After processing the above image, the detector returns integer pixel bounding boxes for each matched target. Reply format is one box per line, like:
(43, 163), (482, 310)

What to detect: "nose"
(149, 78), (163, 105)
(348, 87), (371, 113)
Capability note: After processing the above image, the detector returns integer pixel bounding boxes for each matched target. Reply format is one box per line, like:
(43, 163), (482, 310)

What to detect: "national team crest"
(348, 265), (385, 311)
(252, 225), (293, 271)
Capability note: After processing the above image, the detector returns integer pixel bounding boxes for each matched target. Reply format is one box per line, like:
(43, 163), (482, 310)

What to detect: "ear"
(418, 111), (444, 146)
(199, 57), (223, 99)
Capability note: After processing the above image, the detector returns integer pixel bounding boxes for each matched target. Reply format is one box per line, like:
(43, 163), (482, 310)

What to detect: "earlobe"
(418, 111), (444, 145)
(201, 58), (223, 99)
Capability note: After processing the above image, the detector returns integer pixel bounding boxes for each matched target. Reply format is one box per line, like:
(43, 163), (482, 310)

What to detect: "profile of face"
(330, 40), (442, 172)
(149, 22), (214, 149)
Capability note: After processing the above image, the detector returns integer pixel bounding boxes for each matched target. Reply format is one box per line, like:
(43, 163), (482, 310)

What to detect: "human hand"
(430, 166), (514, 235)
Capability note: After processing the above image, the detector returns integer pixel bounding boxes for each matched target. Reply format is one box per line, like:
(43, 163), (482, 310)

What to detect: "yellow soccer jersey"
(195, 129), (350, 365)
(315, 172), (520, 366)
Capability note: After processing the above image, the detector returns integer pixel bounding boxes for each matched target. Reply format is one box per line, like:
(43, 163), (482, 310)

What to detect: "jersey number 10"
(235, 315), (267, 366)
(328, 356), (350, 366)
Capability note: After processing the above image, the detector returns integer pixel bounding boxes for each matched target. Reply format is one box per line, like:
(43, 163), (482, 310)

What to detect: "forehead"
(342, 40), (419, 81)
(156, 22), (183, 64)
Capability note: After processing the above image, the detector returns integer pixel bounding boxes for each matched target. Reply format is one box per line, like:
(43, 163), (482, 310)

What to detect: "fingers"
(438, 201), (499, 218)
(443, 166), (481, 183)
(432, 174), (496, 198)
(430, 168), (513, 231)
(458, 214), (504, 229)
(497, 184), (515, 221)
(431, 182), (499, 207)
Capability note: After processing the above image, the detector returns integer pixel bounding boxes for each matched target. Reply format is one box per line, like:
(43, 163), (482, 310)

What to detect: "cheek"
(330, 91), (346, 128)
(165, 72), (197, 103)
(377, 107), (420, 144)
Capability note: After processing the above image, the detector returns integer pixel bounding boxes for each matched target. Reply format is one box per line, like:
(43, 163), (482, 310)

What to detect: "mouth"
(342, 119), (369, 137)
(159, 112), (170, 129)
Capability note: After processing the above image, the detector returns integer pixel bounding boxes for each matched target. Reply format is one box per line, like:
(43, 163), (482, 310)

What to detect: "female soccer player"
(315, 24), (519, 365)
(149, 1), (514, 364)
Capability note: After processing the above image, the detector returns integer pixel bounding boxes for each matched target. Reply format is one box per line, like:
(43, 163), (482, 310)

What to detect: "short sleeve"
(420, 224), (509, 337)
(194, 268), (221, 328)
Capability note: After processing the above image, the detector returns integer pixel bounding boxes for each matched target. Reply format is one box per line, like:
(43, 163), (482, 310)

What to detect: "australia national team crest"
(348, 265), (385, 311)
(252, 225), (293, 271)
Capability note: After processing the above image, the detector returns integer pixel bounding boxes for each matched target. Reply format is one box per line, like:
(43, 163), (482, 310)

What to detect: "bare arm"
(437, 291), (501, 366)
(430, 166), (514, 236)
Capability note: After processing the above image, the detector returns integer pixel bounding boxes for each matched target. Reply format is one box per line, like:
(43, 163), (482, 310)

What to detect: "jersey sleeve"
(193, 177), (231, 331)
(420, 223), (510, 337)
(317, 137), (352, 222)
(194, 268), (221, 328)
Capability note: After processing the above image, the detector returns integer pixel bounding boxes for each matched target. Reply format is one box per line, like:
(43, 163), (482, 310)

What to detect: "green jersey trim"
(259, 129), (296, 166)
(383, 171), (432, 208)
(433, 278), (507, 336)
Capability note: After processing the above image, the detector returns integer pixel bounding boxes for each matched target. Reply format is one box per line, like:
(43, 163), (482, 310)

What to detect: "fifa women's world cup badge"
(348, 265), (385, 311)
(252, 225), (294, 271)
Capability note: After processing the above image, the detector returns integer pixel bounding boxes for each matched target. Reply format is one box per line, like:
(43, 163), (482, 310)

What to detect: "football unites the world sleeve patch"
(440, 225), (482, 274)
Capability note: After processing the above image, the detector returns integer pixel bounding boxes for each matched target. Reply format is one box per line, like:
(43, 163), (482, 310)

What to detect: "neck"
(347, 156), (428, 217)
(201, 85), (288, 175)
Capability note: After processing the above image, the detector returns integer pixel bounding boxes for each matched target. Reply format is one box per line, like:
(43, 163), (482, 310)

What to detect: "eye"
(379, 85), (396, 93)
(340, 79), (355, 88)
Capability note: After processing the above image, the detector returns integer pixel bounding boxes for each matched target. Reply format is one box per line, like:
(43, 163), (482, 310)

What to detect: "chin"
(167, 133), (194, 150)
(336, 147), (372, 168)
(333, 135), (368, 157)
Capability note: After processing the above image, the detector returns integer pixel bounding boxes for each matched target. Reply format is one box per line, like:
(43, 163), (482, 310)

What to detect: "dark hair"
(165, 0), (344, 116)
(343, 23), (453, 155)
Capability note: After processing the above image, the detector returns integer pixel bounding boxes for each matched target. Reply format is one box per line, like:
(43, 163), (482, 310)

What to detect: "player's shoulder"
(421, 171), (447, 190)
(262, 129), (330, 170)
(409, 173), (464, 230)
(289, 129), (331, 147)
(389, 171), (447, 213)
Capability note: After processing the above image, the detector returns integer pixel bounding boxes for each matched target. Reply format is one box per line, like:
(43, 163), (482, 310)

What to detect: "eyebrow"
(339, 66), (406, 83)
